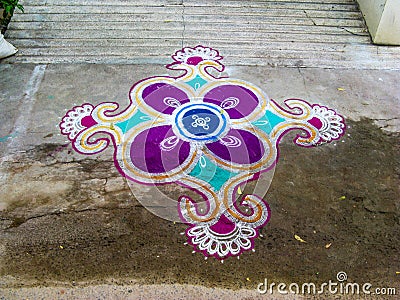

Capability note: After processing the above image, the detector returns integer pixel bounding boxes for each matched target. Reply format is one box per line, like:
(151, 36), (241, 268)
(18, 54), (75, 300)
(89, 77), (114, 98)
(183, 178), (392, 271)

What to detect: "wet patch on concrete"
(0, 119), (399, 290)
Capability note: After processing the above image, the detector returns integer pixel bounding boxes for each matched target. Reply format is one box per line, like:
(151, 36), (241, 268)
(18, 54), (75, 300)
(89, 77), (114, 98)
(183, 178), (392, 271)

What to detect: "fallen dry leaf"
(294, 234), (307, 243)
(238, 186), (243, 195)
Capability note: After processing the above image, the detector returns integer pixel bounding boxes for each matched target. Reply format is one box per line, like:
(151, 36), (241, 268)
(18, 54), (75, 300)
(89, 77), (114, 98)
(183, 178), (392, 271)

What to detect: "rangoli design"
(60, 46), (345, 260)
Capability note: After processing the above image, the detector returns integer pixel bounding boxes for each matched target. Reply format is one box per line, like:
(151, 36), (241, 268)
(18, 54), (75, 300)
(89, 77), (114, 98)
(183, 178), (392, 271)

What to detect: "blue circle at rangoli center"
(182, 108), (220, 137)
(174, 103), (227, 141)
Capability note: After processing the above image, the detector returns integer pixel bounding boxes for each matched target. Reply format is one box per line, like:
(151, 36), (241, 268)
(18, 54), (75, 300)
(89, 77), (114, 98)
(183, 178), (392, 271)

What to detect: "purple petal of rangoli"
(206, 129), (264, 165)
(130, 125), (191, 173)
(141, 83), (190, 115)
(203, 84), (259, 119)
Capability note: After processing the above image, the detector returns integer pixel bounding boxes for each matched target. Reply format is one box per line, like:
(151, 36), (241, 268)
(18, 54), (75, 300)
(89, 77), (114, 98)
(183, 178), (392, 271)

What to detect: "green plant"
(0, 0), (24, 34)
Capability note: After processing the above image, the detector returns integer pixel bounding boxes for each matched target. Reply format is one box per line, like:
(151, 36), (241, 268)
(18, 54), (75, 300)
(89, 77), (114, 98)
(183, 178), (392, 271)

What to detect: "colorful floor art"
(60, 46), (346, 260)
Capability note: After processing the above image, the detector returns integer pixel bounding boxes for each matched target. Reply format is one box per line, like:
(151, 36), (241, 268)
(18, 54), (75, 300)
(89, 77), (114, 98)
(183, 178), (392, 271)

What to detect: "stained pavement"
(1, 0), (400, 299)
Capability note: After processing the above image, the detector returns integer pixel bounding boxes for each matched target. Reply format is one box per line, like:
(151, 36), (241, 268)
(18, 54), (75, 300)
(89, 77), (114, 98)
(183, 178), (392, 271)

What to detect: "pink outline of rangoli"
(60, 46), (346, 260)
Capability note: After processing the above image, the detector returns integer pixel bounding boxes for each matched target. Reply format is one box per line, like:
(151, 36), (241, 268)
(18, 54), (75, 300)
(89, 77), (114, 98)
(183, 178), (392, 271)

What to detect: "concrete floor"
(2, 0), (400, 69)
(0, 63), (399, 299)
